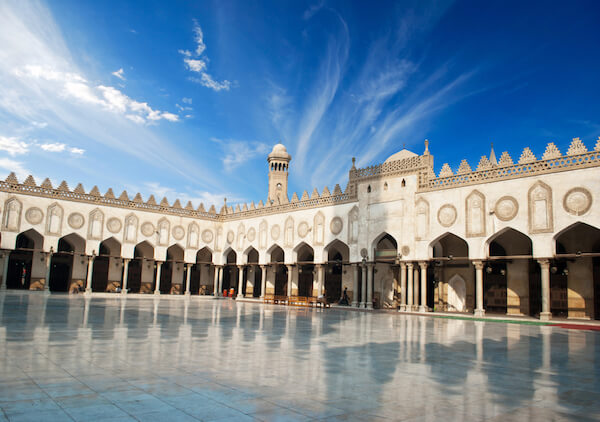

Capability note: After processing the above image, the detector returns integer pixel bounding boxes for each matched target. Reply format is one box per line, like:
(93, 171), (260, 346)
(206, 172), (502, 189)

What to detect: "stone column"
(366, 263), (374, 309)
(399, 262), (407, 311)
(185, 264), (192, 295)
(44, 251), (53, 293)
(413, 265), (420, 311)
(474, 260), (485, 317)
(360, 263), (367, 308)
(352, 264), (359, 307)
(213, 265), (220, 296)
(286, 265), (293, 297)
(538, 259), (552, 321)
(1, 253), (9, 291)
(154, 262), (162, 295)
(85, 256), (94, 294)
(406, 262), (413, 310)
(316, 264), (324, 297)
(260, 265), (267, 299)
(237, 265), (245, 298)
(121, 259), (130, 294)
(419, 261), (428, 312)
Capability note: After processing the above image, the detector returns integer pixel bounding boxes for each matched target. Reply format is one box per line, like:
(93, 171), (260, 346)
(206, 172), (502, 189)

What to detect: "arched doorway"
(128, 241), (154, 293)
(324, 240), (350, 304)
(295, 243), (314, 297)
(430, 233), (471, 312)
(245, 247), (261, 297)
(222, 249), (238, 296)
(487, 228), (538, 316)
(373, 233), (398, 309)
(555, 223), (600, 320)
(7, 229), (44, 290)
(161, 244), (184, 294)
(190, 247), (213, 295)
(49, 234), (85, 293)
(268, 245), (286, 296)
(91, 237), (121, 292)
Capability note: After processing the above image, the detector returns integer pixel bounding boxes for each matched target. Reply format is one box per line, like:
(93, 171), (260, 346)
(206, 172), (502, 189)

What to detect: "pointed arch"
(166, 243), (184, 261)
(196, 246), (213, 263)
(554, 222), (600, 255)
(99, 236), (121, 256)
(372, 232), (398, 262)
(429, 232), (468, 259)
(293, 241), (314, 262)
(323, 239), (350, 262)
(15, 228), (43, 250)
(223, 246), (237, 264)
(267, 244), (284, 263)
(59, 233), (85, 254)
(486, 227), (532, 257)
(244, 246), (259, 264)
(134, 240), (154, 259)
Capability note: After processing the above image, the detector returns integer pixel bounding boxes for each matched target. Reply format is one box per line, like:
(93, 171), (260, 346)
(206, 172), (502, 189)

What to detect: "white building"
(1, 137), (599, 321)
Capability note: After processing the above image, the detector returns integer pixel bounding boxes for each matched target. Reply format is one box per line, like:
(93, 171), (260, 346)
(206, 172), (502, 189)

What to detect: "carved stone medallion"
(437, 204), (457, 227)
(360, 248), (368, 259)
(271, 224), (281, 241)
(67, 212), (85, 229)
(330, 217), (343, 235)
(563, 187), (592, 216)
(226, 230), (235, 244)
(201, 229), (213, 243)
(141, 222), (155, 237)
(172, 225), (185, 240)
(247, 227), (256, 242)
(401, 245), (411, 256)
(25, 207), (43, 225)
(107, 217), (122, 233)
(494, 196), (519, 221)
(297, 221), (309, 238)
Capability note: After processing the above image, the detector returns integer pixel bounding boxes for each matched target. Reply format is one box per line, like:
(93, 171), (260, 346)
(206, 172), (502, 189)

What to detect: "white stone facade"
(1, 137), (599, 320)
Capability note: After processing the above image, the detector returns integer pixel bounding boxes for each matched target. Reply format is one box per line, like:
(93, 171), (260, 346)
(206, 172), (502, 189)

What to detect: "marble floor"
(0, 292), (599, 421)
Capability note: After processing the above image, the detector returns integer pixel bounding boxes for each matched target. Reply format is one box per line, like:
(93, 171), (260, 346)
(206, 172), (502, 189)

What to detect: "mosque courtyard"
(0, 292), (599, 421)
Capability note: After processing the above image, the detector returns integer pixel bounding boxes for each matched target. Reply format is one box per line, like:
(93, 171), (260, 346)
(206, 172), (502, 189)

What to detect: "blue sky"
(0, 0), (599, 208)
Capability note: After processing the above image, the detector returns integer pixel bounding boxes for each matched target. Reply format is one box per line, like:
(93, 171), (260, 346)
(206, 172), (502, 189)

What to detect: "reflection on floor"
(0, 291), (599, 421)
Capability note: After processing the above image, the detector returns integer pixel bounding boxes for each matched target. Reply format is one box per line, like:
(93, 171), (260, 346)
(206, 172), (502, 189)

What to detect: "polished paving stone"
(0, 291), (599, 421)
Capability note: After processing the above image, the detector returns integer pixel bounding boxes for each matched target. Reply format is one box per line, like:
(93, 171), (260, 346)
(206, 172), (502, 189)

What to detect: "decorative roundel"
(297, 221), (309, 238)
(401, 245), (411, 256)
(67, 212), (85, 229)
(106, 217), (122, 233)
(172, 225), (185, 240)
(360, 248), (368, 258)
(247, 227), (256, 242)
(226, 230), (235, 244)
(25, 207), (43, 225)
(330, 217), (343, 235)
(494, 196), (519, 221)
(563, 187), (592, 216)
(201, 229), (213, 243)
(437, 204), (457, 227)
(141, 222), (155, 237)
(271, 224), (281, 241)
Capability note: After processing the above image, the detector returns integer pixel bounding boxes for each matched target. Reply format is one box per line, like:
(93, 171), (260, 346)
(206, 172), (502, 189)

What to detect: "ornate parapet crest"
(421, 139), (600, 192)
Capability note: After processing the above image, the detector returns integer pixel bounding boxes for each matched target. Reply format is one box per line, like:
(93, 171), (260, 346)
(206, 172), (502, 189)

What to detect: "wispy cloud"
(0, 157), (30, 180)
(180, 20), (231, 92)
(212, 138), (271, 170)
(0, 136), (29, 156)
(141, 181), (240, 209)
(111, 68), (125, 80)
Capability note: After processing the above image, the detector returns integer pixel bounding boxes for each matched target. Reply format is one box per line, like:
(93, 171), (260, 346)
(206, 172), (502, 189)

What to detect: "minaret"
(489, 142), (497, 166)
(267, 143), (291, 204)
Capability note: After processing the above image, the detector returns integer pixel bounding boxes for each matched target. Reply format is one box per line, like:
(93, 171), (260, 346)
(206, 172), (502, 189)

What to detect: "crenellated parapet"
(425, 137), (600, 192)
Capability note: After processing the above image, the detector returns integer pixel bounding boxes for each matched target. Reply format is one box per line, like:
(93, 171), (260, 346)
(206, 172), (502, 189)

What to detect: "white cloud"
(219, 139), (270, 169)
(141, 181), (239, 209)
(69, 147), (84, 154)
(303, 0), (325, 20)
(40, 142), (66, 152)
(0, 157), (29, 180)
(180, 21), (231, 92)
(182, 97), (192, 104)
(0, 135), (29, 156)
(112, 68), (125, 80)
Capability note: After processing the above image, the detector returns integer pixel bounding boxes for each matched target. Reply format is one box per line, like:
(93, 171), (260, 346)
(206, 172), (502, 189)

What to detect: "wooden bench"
(288, 296), (309, 307)
(263, 294), (275, 304)
(307, 297), (330, 308)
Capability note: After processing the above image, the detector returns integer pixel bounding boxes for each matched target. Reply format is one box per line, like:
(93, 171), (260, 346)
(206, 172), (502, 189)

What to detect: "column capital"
(400, 262), (407, 269)
(473, 260), (484, 270)
(418, 261), (429, 270)
(406, 262), (414, 269)
(237, 264), (245, 270)
(259, 264), (267, 269)
(122, 258), (131, 263)
(286, 264), (294, 270)
(537, 258), (551, 268)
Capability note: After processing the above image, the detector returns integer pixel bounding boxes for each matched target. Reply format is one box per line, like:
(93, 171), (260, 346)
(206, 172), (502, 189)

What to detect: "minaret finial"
(423, 139), (430, 155)
(351, 157), (356, 169)
(489, 142), (497, 166)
